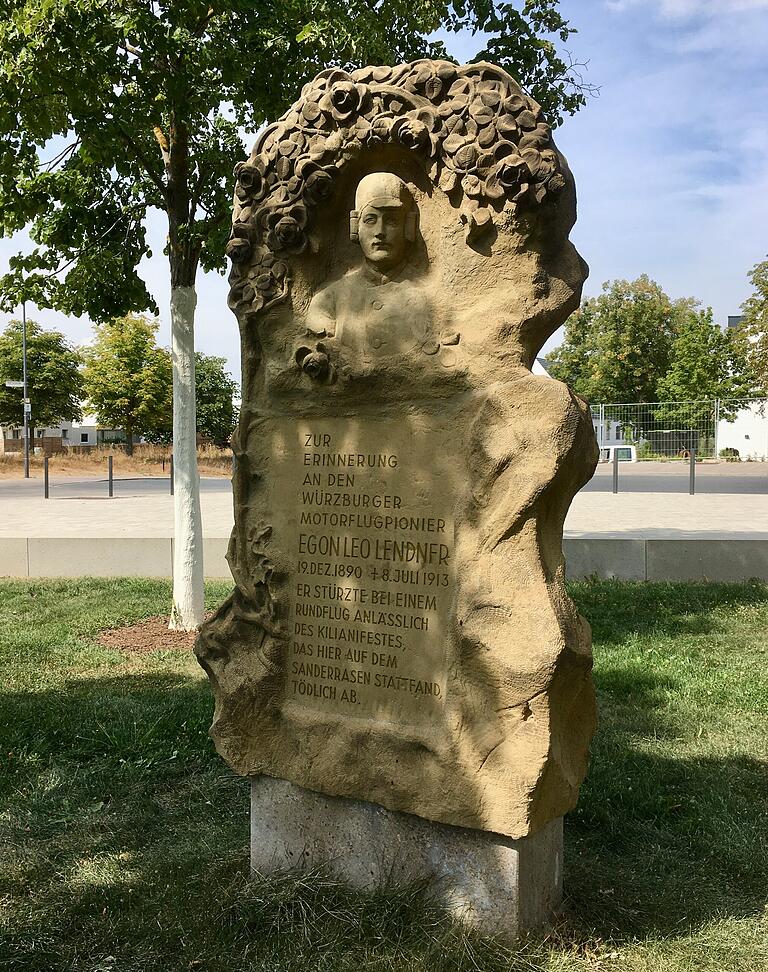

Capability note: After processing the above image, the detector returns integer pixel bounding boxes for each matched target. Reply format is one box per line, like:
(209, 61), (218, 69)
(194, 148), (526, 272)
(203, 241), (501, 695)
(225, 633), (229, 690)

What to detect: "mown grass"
(0, 579), (766, 971)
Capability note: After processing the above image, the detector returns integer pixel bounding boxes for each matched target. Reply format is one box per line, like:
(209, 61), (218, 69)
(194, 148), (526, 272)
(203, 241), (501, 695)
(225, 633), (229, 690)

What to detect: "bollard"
(689, 449), (696, 495)
(170, 455), (174, 495)
(612, 448), (619, 494)
(44, 456), (49, 499)
(108, 455), (113, 498)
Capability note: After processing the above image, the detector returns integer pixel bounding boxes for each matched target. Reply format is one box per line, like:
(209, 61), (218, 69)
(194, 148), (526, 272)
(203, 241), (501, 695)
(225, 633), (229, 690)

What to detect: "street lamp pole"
(22, 300), (30, 478)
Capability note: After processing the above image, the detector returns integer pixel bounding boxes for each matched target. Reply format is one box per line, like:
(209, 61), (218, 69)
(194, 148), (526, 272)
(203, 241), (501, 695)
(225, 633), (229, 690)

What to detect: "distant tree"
(194, 353), (237, 446)
(82, 315), (172, 454)
(655, 308), (758, 423)
(548, 276), (698, 404)
(0, 319), (81, 429)
(741, 257), (768, 395)
(143, 351), (238, 446)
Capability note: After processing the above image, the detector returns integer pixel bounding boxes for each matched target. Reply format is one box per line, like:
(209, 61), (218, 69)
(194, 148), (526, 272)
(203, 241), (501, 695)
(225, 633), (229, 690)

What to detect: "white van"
(599, 445), (637, 463)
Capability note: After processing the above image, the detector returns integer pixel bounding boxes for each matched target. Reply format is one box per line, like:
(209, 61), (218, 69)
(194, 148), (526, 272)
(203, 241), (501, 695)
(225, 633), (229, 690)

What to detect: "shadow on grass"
(569, 578), (768, 646)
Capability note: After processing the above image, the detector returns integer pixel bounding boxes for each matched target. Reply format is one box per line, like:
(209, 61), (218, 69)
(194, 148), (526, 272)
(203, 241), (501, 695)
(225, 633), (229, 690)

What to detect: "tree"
(741, 256), (768, 395)
(82, 314), (172, 454)
(0, 319), (82, 430)
(0, 0), (590, 629)
(195, 353), (237, 446)
(547, 276), (698, 404)
(655, 308), (758, 423)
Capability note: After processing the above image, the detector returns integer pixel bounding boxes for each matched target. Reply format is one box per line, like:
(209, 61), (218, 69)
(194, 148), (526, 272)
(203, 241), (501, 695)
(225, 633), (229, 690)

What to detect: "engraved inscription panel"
(269, 416), (457, 727)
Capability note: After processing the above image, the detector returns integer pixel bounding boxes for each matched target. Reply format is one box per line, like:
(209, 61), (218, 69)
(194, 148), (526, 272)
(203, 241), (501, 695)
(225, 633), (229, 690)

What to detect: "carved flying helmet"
(349, 173), (418, 243)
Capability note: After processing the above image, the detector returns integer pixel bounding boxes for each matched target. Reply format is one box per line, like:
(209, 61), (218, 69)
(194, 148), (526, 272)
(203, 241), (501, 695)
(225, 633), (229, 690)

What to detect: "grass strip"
(0, 578), (766, 971)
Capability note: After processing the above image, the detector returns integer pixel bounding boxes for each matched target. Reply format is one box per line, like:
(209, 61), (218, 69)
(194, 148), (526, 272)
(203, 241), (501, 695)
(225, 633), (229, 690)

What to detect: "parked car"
(598, 445), (637, 463)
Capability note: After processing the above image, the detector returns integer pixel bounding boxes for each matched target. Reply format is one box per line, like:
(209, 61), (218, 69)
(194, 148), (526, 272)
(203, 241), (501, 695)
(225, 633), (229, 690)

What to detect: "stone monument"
(196, 59), (598, 938)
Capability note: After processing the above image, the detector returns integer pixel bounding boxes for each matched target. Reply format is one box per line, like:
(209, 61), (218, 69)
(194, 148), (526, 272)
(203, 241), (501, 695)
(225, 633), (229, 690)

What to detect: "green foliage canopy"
(194, 352), (237, 445)
(81, 313), (172, 451)
(547, 276), (698, 404)
(0, 0), (590, 319)
(655, 308), (757, 422)
(741, 256), (768, 395)
(0, 319), (82, 429)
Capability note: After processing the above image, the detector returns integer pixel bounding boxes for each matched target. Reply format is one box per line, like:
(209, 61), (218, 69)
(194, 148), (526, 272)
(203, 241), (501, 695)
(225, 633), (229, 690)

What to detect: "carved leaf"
(477, 125), (497, 149)
(275, 157), (292, 180)
(517, 110), (537, 131)
(425, 76), (443, 101)
(443, 133), (465, 155)
(301, 101), (321, 122)
(455, 143), (478, 170)
(438, 168), (459, 192)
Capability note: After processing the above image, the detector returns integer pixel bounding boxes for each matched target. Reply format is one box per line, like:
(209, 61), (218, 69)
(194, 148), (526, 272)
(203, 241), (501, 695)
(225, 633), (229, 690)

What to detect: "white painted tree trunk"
(169, 285), (205, 630)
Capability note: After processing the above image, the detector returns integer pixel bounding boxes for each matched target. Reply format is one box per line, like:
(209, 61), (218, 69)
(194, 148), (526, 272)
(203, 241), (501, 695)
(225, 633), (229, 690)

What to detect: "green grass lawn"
(1, 579), (766, 971)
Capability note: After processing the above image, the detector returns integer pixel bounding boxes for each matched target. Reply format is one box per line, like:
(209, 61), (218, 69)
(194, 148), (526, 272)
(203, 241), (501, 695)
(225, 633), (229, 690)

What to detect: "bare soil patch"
(98, 616), (200, 653)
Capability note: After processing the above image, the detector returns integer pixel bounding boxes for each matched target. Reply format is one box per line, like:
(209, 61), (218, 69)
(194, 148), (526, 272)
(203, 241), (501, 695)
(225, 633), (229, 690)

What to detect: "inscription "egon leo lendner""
(273, 419), (454, 726)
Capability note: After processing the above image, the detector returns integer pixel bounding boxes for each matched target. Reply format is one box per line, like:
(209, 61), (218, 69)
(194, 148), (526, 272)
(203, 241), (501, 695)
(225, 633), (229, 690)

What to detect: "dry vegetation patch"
(0, 443), (232, 478)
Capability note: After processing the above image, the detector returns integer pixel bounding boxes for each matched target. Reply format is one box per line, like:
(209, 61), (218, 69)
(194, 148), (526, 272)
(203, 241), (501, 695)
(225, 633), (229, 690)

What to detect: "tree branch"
(115, 126), (167, 198)
(153, 126), (171, 174)
(39, 140), (80, 171)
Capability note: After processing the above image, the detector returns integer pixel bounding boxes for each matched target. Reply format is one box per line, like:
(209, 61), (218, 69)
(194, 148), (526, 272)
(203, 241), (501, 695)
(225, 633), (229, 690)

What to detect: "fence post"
(44, 456), (49, 499)
(108, 455), (113, 498)
(713, 399), (720, 459)
(689, 449), (696, 495)
(169, 455), (174, 495)
(612, 448), (619, 494)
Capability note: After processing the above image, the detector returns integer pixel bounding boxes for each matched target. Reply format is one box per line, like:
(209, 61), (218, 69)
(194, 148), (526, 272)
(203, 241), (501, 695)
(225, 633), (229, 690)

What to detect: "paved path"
(1, 473), (766, 539)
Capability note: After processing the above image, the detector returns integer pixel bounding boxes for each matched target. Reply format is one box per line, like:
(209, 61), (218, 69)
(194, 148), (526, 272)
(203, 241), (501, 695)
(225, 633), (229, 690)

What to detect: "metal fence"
(590, 399), (768, 460)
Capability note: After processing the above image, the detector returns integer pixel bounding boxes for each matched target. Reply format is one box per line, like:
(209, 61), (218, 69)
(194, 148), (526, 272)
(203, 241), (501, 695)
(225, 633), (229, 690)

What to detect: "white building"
(0, 413), (126, 454)
(717, 403), (768, 461)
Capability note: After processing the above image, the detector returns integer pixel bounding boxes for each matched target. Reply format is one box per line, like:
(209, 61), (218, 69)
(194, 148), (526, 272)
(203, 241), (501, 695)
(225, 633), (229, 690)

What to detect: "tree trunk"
(169, 285), (204, 630)
(125, 426), (134, 456)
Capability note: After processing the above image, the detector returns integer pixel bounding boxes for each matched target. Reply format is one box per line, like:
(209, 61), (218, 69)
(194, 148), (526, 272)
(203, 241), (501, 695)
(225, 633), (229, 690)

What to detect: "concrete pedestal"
(250, 776), (563, 940)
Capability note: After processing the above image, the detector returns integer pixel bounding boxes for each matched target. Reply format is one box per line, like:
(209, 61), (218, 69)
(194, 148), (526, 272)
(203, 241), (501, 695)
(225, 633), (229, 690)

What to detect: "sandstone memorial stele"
(196, 58), (598, 937)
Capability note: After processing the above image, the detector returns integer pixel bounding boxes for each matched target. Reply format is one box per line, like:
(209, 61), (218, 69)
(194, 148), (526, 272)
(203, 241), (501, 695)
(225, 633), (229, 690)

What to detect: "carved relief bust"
(305, 173), (438, 360)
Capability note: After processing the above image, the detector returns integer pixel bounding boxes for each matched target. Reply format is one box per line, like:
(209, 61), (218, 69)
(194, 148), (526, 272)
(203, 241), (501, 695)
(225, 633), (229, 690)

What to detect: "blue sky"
(1, 0), (767, 379)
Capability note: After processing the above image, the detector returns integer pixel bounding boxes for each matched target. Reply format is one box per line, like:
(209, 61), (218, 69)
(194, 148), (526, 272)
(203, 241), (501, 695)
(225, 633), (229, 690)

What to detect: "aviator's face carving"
(358, 205), (410, 271)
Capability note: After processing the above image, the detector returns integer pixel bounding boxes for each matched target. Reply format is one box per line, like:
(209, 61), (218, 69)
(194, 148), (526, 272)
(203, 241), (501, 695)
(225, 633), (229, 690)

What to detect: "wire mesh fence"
(590, 399), (768, 460)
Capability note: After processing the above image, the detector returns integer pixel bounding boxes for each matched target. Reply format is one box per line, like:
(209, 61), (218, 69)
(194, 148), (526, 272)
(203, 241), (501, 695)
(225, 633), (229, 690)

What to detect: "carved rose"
(304, 169), (335, 204)
(392, 114), (431, 153)
(495, 155), (530, 189)
(234, 162), (264, 200)
(296, 344), (331, 381)
(483, 154), (530, 202)
(327, 81), (365, 122)
(225, 238), (251, 263)
(302, 350), (330, 380)
(264, 207), (308, 254)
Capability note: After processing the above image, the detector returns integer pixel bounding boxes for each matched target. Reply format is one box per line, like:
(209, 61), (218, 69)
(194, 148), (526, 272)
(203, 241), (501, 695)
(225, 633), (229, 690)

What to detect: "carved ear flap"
(405, 211), (417, 242)
(349, 211), (360, 243)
